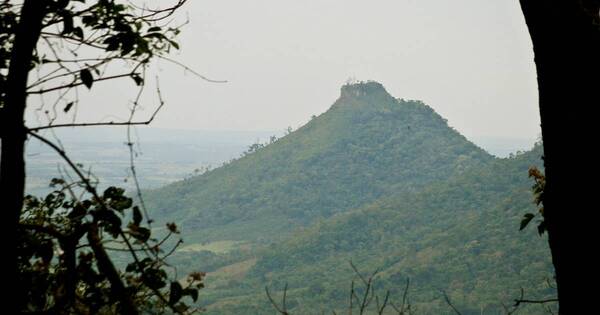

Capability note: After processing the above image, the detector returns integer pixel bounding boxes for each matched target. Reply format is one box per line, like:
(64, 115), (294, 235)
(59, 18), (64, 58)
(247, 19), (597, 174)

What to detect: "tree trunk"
(518, 1), (599, 313)
(0, 0), (46, 301)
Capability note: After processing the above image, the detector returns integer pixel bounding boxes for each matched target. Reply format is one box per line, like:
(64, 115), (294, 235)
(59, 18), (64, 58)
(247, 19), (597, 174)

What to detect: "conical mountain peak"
(340, 81), (388, 98)
(142, 82), (549, 315)
(147, 81), (493, 242)
(336, 81), (396, 108)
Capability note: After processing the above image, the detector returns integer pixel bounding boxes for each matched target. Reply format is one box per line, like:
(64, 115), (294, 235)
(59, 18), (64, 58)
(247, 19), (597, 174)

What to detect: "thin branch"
(441, 290), (463, 315)
(161, 239), (184, 260)
(265, 285), (290, 315)
(376, 291), (390, 315)
(28, 119), (157, 131)
(40, 3), (101, 29)
(27, 131), (181, 314)
(283, 283), (288, 312)
(359, 277), (373, 314)
(126, 74), (158, 226)
(348, 261), (379, 315)
(28, 72), (137, 94)
(514, 298), (559, 306)
(512, 287), (558, 308)
(39, 31), (106, 49)
(130, 0), (188, 22)
(19, 223), (65, 239)
(400, 277), (410, 314)
(349, 260), (369, 286)
(157, 55), (227, 83)
(27, 56), (115, 89)
(28, 96), (164, 131)
(349, 280), (354, 315)
(87, 223), (139, 315)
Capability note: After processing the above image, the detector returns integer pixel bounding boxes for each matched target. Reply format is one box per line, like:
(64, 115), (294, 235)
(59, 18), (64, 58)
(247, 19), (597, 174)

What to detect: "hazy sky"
(30, 0), (541, 143)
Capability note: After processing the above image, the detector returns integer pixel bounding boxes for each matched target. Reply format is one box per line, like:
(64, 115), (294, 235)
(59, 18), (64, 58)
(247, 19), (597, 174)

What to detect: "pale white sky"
(28, 0), (541, 143)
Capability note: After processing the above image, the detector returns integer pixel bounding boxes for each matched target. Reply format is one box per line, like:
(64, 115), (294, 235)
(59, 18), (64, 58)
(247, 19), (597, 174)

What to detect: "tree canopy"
(1, 1), (212, 313)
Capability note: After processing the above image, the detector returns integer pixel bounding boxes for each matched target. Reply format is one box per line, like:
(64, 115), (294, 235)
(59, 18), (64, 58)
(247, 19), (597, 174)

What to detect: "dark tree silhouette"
(0, 1), (220, 312)
(518, 1), (599, 313)
(1, 0), (186, 234)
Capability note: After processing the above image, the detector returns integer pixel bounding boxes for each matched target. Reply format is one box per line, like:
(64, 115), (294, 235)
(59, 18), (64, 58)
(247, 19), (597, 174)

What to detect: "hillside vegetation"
(148, 82), (492, 242)
(146, 82), (553, 314)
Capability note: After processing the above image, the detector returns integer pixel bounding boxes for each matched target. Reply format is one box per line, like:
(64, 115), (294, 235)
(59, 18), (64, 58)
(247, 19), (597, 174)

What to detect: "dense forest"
(145, 82), (554, 314)
(147, 82), (492, 242)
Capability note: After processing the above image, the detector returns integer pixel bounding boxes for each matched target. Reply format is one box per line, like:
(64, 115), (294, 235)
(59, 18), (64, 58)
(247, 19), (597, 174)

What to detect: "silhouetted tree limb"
(266, 283), (290, 315)
(441, 290), (463, 315)
(375, 290), (390, 315)
(266, 262), (411, 315)
(28, 80), (165, 132)
(390, 278), (412, 315)
(515, 298), (559, 306)
(88, 223), (139, 314)
(2, 1), (216, 312)
(349, 261), (379, 314)
(24, 130), (202, 314)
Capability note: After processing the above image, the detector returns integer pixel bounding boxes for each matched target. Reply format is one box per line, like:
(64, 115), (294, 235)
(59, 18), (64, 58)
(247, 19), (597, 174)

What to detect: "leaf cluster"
(520, 166), (546, 235)
(1, 0), (186, 111)
(18, 178), (203, 314)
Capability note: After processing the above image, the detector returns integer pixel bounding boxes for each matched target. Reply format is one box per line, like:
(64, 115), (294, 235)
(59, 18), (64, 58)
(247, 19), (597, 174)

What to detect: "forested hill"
(228, 144), (551, 314)
(146, 81), (493, 243)
(144, 82), (553, 314)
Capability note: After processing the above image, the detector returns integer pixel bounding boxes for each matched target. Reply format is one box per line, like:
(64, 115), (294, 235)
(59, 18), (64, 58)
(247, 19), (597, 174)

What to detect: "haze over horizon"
(27, 0), (541, 147)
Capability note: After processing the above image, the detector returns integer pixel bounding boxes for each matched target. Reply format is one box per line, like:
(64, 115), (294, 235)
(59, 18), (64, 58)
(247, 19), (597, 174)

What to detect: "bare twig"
(376, 290), (390, 315)
(349, 261), (381, 315)
(28, 72), (138, 94)
(515, 298), (559, 306)
(266, 284), (290, 315)
(157, 55), (227, 83)
(441, 290), (463, 315)
(390, 278), (411, 315)
(126, 74), (159, 226)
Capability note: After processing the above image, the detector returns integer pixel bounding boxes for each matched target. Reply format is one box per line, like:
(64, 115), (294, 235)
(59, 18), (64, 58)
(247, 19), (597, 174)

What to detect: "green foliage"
(147, 82), (492, 243)
(18, 179), (205, 314)
(4, 1), (200, 313)
(145, 82), (555, 314)
(230, 145), (553, 315)
(520, 166), (547, 235)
